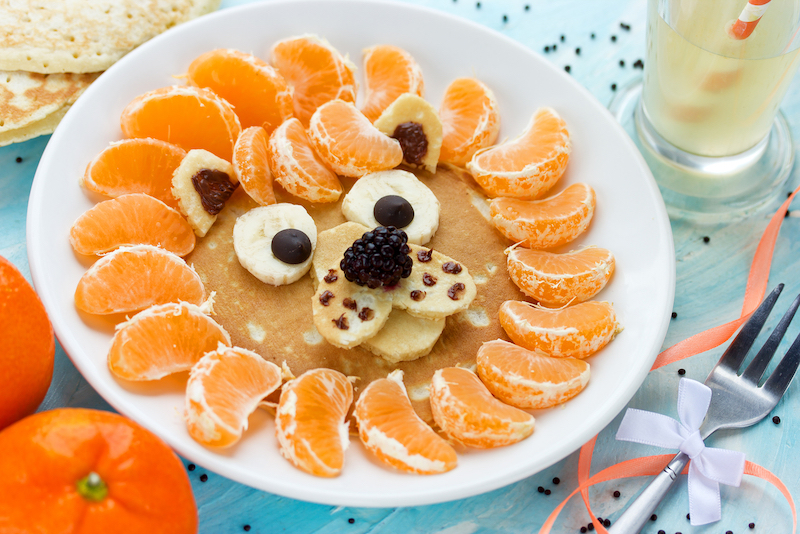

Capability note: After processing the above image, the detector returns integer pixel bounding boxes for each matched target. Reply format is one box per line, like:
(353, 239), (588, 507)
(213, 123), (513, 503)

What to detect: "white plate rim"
(27, 0), (676, 508)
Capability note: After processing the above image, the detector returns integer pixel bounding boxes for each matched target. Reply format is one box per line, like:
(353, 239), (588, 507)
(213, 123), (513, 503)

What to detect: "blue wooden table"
(2, 0), (799, 532)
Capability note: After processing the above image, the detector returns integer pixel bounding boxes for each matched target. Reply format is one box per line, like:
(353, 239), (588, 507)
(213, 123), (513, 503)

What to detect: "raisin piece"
(333, 314), (349, 330)
(410, 290), (426, 301)
(324, 269), (338, 283)
(358, 308), (374, 321)
(422, 273), (437, 286)
(417, 249), (433, 263)
(342, 298), (357, 310)
(448, 283), (465, 300)
(442, 261), (462, 274)
(319, 290), (334, 306)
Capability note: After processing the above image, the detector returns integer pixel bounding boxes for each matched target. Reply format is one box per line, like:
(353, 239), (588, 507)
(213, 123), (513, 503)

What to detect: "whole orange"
(0, 408), (198, 533)
(0, 255), (55, 429)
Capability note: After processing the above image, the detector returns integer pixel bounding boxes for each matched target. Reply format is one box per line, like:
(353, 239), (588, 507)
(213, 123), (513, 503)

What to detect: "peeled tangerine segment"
(360, 44), (424, 122)
(476, 339), (590, 409)
(186, 346), (282, 448)
(74, 244), (205, 315)
(69, 193), (196, 257)
(430, 367), (535, 449)
(374, 94), (442, 174)
(489, 183), (596, 249)
(467, 107), (571, 200)
(108, 300), (231, 381)
(307, 99), (403, 178)
(276, 368), (353, 477)
(267, 117), (342, 203)
(355, 370), (457, 475)
(233, 126), (277, 206)
(506, 246), (615, 307)
(499, 300), (622, 359)
(439, 77), (500, 166)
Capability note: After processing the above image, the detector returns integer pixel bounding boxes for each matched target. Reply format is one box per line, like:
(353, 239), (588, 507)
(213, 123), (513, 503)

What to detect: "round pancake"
(186, 166), (525, 422)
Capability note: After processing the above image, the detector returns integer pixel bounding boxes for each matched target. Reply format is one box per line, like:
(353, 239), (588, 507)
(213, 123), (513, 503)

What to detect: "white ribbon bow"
(615, 378), (746, 526)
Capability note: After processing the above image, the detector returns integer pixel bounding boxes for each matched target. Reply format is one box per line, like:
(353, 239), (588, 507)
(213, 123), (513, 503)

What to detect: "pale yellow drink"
(642, 0), (800, 157)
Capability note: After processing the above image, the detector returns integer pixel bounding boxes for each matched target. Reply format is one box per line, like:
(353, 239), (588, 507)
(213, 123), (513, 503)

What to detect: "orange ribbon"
(539, 185), (800, 533)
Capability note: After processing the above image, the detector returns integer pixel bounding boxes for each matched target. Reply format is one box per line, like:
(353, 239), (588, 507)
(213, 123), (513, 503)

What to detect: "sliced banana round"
(374, 93), (443, 174)
(341, 169), (439, 245)
(233, 203), (317, 286)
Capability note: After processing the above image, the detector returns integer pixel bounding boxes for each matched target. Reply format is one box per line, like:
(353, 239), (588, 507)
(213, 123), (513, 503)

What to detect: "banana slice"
(311, 270), (393, 349)
(374, 93), (443, 174)
(232, 204), (317, 286)
(362, 309), (445, 364)
(341, 169), (439, 245)
(172, 149), (238, 237)
(392, 244), (477, 319)
(310, 221), (369, 287)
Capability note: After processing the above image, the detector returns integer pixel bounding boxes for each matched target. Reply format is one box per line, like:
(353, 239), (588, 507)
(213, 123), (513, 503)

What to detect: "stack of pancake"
(0, 0), (220, 146)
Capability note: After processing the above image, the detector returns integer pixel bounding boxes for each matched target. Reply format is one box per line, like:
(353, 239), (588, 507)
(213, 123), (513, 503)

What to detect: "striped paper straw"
(728, 0), (772, 39)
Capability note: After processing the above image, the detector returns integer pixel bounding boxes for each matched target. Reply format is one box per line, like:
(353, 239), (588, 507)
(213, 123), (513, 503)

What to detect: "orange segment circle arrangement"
(439, 77), (500, 166)
(186, 346), (283, 448)
(120, 85), (242, 161)
(468, 107), (571, 199)
(81, 138), (186, 209)
(307, 99), (403, 178)
(360, 44), (425, 123)
(430, 367), (535, 449)
(108, 301), (231, 381)
(0, 256), (54, 431)
(0, 408), (197, 534)
(187, 48), (294, 133)
(69, 193), (196, 257)
(74, 245), (205, 315)
(276, 368), (354, 478)
(271, 35), (357, 127)
(355, 371), (457, 475)
(506, 246), (615, 307)
(233, 126), (278, 206)
(267, 117), (343, 203)
(477, 339), (591, 409)
(489, 182), (597, 249)
(499, 300), (622, 359)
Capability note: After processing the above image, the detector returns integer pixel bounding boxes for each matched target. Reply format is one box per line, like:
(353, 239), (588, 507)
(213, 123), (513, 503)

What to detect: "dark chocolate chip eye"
(374, 195), (414, 228)
(271, 228), (312, 264)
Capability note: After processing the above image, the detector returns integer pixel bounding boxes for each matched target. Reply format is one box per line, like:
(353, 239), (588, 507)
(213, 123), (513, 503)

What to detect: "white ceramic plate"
(27, 0), (675, 508)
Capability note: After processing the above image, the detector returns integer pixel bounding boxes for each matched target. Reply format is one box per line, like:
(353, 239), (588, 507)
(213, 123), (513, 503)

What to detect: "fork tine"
(741, 292), (800, 384)
(763, 322), (800, 400)
(716, 284), (784, 372)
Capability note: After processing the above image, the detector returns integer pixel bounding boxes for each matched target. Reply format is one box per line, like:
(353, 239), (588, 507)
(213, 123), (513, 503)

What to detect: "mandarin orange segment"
(360, 44), (424, 122)
(430, 367), (534, 449)
(233, 126), (277, 206)
(108, 301), (230, 381)
(69, 193), (196, 257)
(267, 117), (342, 203)
(355, 370), (457, 475)
(186, 346), (282, 448)
(271, 35), (357, 126)
(187, 48), (293, 133)
(439, 77), (500, 166)
(74, 245), (205, 315)
(499, 300), (622, 360)
(506, 246), (615, 307)
(476, 339), (590, 409)
(308, 99), (403, 178)
(468, 107), (571, 199)
(489, 183), (596, 249)
(120, 85), (241, 161)
(81, 138), (186, 209)
(276, 368), (353, 477)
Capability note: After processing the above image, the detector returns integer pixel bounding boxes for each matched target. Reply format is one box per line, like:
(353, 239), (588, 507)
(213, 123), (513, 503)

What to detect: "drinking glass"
(610, 0), (800, 221)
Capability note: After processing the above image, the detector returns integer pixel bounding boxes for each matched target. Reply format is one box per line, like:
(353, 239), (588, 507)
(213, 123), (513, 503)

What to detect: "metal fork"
(609, 284), (800, 533)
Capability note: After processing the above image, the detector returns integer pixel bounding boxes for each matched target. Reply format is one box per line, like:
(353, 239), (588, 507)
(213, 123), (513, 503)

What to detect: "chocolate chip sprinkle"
(411, 289), (426, 301)
(343, 298), (357, 310)
(448, 282), (466, 300)
(319, 290), (334, 306)
(358, 307), (374, 321)
(324, 269), (338, 283)
(442, 261), (462, 274)
(423, 273), (437, 287)
(417, 249), (433, 262)
(333, 314), (349, 330)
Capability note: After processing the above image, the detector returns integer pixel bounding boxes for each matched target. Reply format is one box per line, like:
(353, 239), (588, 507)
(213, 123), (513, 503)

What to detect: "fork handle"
(607, 452), (689, 534)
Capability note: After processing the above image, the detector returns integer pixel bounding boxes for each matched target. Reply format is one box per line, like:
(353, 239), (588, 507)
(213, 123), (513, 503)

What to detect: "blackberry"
(341, 227), (413, 289)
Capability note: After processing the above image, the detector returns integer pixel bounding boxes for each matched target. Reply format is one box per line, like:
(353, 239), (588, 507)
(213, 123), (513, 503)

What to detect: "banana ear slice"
(374, 93), (443, 174)
(172, 149), (238, 237)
